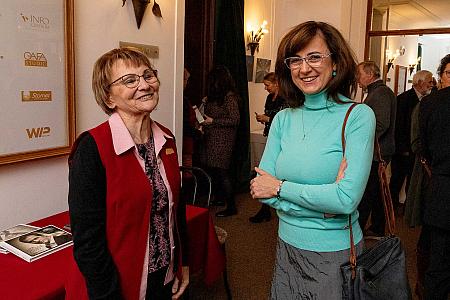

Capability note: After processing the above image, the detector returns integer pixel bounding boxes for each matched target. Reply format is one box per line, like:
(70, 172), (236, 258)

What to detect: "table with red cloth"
(0, 205), (225, 300)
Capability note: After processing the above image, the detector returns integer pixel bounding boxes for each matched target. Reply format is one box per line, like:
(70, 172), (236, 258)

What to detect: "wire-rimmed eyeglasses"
(284, 53), (332, 70)
(107, 69), (158, 89)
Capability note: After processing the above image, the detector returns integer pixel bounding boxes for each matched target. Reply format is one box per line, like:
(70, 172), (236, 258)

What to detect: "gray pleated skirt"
(270, 238), (364, 300)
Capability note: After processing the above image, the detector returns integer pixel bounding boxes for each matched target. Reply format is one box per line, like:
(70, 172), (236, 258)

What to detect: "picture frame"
(255, 58), (271, 83)
(394, 65), (407, 95)
(0, 0), (75, 165)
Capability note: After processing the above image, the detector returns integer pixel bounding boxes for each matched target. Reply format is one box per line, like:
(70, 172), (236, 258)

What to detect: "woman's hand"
(335, 157), (347, 183)
(172, 266), (189, 299)
(203, 115), (213, 125)
(250, 167), (280, 199)
(255, 113), (270, 124)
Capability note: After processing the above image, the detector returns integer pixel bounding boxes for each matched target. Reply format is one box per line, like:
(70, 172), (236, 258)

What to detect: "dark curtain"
(214, 0), (251, 191)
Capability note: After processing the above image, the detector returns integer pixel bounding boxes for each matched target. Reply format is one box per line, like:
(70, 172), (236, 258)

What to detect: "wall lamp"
(408, 63), (416, 75)
(247, 20), (269, 56)
(408, 57), (421, 75)
(385, 46), (405, 73)
(387, 57), (396, 72)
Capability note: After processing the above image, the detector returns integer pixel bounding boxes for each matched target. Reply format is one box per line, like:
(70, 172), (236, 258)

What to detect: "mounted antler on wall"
(122, 0), (162, 29)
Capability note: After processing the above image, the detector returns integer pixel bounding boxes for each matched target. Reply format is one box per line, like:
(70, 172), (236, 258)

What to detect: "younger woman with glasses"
(67, 48), (188, 300)
(250, 21), (376, 298)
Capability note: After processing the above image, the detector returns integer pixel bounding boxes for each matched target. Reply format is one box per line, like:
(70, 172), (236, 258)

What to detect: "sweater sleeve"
(68, 133), (123, 300)
(260, 105), (376, 215)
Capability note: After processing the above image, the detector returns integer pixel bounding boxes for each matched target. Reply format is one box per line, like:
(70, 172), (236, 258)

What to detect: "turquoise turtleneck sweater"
(259, 90), (376, 251)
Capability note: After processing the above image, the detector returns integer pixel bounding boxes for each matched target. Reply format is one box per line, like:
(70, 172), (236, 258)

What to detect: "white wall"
(0, 0), (185, 229)
(420, 35), (450, 78)
(385, 35), (419, 91)
(244, 0), (274, 132)
(246, 0), (368, 131)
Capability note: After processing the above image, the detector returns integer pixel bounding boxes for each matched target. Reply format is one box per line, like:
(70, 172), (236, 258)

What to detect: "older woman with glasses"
(67, 48), (188, 300)
(250, 21), (376, 298)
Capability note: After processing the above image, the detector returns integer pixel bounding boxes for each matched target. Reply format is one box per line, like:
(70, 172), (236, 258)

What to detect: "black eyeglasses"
(284, 53), (332, 70)
(108, 69), (158, 89)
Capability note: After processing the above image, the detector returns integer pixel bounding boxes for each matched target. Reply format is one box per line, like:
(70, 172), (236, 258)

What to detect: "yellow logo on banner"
(21, 91), (52, 102)
(24, 52), (47, 67)
(25, 126), (51, 139)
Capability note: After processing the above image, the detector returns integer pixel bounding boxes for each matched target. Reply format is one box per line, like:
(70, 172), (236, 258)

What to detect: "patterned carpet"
(187, 192), (423, 300)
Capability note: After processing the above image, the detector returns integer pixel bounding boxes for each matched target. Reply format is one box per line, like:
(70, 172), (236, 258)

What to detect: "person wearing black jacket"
(390, 70), (433, 215)
(356, 61), (396, 237)
(419, 54), (450, 300)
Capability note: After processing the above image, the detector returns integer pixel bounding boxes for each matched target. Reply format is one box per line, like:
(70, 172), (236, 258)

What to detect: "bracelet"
(276, 179), (286, 199)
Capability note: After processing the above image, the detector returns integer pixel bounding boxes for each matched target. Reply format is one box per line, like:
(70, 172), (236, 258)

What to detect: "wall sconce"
(247, 20), (269, 56)
(386, 56), (396, 72)
(385, 49), (398, 73)
(385, 46), (405, 73)
(408, 57), (421, 75)
(408, 63), (416, 75)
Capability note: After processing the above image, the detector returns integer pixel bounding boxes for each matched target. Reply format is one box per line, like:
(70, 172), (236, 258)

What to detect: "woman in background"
(250, 72), (286, 223)
(250, 21), (375, 298)
(201, 65), (240, 217)
(67, 48), (188, 300)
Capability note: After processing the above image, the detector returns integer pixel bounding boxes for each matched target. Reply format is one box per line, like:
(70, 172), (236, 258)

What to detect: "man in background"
(390, 70), (433, 216)
(356, 61), (397, 237)
(420, 54), (450, 300)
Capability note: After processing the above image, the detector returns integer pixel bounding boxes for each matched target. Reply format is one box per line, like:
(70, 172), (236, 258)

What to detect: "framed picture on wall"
(246, 55), (254, 82)
(394, 65), (407, 95)
(0, 0), (75, 165)
(255, 58), (271, 83)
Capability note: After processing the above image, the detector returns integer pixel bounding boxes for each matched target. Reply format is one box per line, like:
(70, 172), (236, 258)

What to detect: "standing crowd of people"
(65, 20), (449, 300)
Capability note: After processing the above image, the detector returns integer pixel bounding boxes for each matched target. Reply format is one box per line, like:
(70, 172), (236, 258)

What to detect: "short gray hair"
(358, 61), (381, 79)
(412, 70), (432, 86)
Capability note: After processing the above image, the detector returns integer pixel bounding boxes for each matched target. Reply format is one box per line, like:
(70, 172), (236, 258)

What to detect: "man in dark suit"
(356, 61), (396, 237)
(420, 54), (450, 300)
(390, 70), (433, 215)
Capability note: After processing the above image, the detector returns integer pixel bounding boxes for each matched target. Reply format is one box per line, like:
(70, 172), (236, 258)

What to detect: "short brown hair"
(275, 21), (358, 108)
(263, 72), (277, 83)
(92, 47), (155, 115)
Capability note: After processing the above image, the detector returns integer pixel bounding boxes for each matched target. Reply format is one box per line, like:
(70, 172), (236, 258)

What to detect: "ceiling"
(372, 0), (450, 30)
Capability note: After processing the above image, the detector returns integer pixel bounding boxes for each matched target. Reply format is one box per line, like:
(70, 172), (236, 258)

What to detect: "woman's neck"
(118, 111), (152, 144)
(303, 89), (332, 110)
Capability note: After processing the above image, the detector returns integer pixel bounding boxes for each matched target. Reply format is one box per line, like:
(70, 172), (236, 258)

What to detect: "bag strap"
(342, 104), (397, 279)
(420, 157), (432, 178)
(375, 138), (396, 236)
(341, 102), (359, 279)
